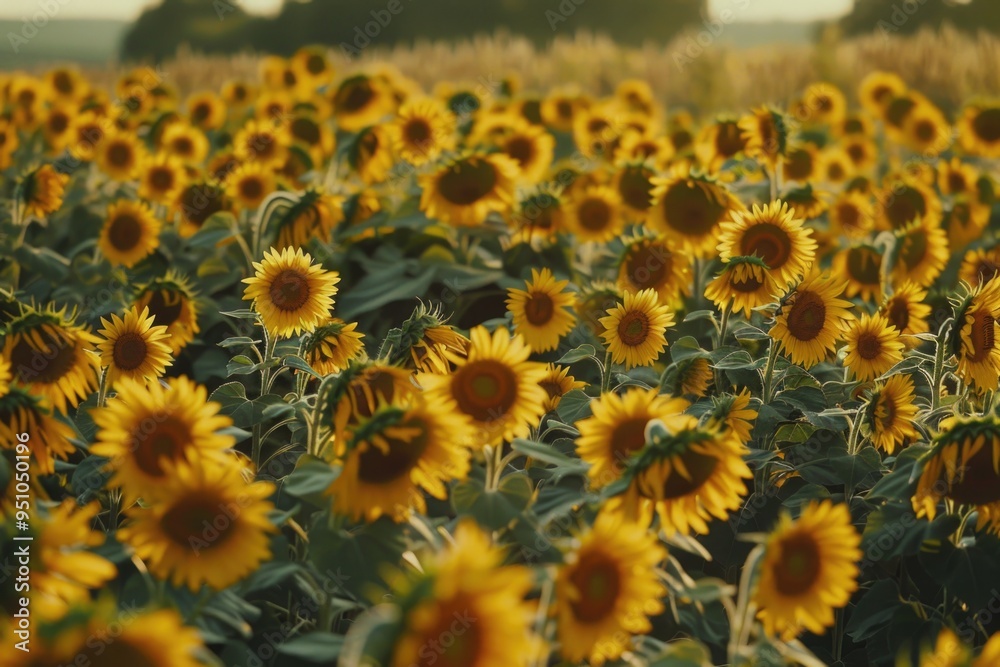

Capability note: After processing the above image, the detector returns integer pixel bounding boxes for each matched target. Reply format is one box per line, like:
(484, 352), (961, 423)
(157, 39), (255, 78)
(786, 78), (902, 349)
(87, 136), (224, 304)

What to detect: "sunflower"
(225, 160), (276, 212)
(575, 388), (688, 491)
(858, 71), (907, 118)
(818, 147), (855, 184)
(242, 246), (340, 338)
(877, 178), (941, 231)
(556, 511), (666, 665)
(740, 106), (788, 169)
(538, 363), (586, 413)
(510, 185), (566, 243)
(291, 45), (335, 87)
(615, 131), (674, 169)
(572, 103), (625, 159)
(649, 168), (743, 258)
(951, 280), (1000, 393)
(944, 197), (991, 250)
(348, 124), (395, 184)
(695, 117), (747, 171)
(611, 162), (658, 222)
(119, 457), (275, 591)
(3, 306), (100, 414)
(288, 112), (336, 165)
(330, 74), (395, 132)
(705, 255), (784, 319)
(718, 200), (816, 288)
(232, 118), (290, 168)
(96, 129), (145, 180)
(175, 179), (230, 237)
(844, 313), (905, 382)
(753, 500), (861, 641)
(798, 82), (847, 125)
(879, 281), (932, 345)
(957, 101), (1000, 157)
(96, 305), (173, 386)
(599, 288), (674, 370)
(617, 232), (691, 305)
(939, 157), (981, 197)
(133, 272), (201, 355)
(833, 244), (883, 304)
(327, 392), (472, 522)
(564, 185), (625, 243)
(0, 118), (19, 169)
(494, 119), (556, 184)
(41, 104), (78, 153)
(387, 520), (536, 667)
(98, 199), (162, 268)
(419, 326), (547, 448)
(829, 191), (875, 240)
(542, 86), (587, 132)
(390, 97), (455, 165)
(137, 153), (187, 204)
(770, 272), (854, 368)
(21, 164), (69, 218)
(783, 184), (829, 220)
(893, 219), (949, 288)
(864, 373), (919, 455)
(90, 376), (235, 501)
(302, 318), (365, 375)
(902, 100), (952, 155)
(709, 387), (758, 445)
(842, 136), (878, 172)
(0, 388), (76, 474)
(506, 268), (577, 353)
(186, 90), (226, 130)
(664, 356), (714, 398)
(912, 415), (1000, 535)
(45, 66), (88, 102)
(419, 153), (520, 226)
(959, 246), (1000, 288)
(781, 145), (818, 183)
(974, 632), (1000, 667)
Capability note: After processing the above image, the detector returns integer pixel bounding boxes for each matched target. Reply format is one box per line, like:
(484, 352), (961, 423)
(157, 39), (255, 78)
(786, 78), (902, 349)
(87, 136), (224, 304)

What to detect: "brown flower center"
(577, 197), (613, 232)
(131, 416), (190, 478)
(161, 492), (234, 549)
(773, 532), (821, 596)
(453, 360), (518, 423)
(524, 292), (555, 326)
(268, 269), (311, 312)
(618, 167), (655, 212)
(143, 290), (184, 327)
(972, 108), (1000, 143)
(404, 118), (432, 146)
(149, 167), (175, 191)
(618, 310), (650, 347)
(885, 186), (927, 229)
(740, 222), (792, 270)
(856, 332), (882, 360)
(357, 419), (429, 484)
(438, 159), (498, 206)
(569, 551), (622, 623)
(656, 448), (718, 499)
(107, 141), (133, 168)
(338, 80), (375, 113)
(113, 332), (148, 371)
(10, 328), (77, 385)
(624, 243), (671, 291)
(786, 291), (827, 342)
(107, 213), (143, 251)
(969, 310), (996, 363)
(505, 136), (535, 167)
(661, 182), (724, 236)
(239, 177), (264, 202)
(887, 298), (910, 332)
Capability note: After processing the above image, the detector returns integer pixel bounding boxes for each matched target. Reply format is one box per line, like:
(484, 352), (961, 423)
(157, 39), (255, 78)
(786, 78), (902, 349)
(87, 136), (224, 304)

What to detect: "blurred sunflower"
(120, 458), (276, 590)
(957, 101), (1000, 157)
(902, 100), (952, 154)
(718, 200), (817, 288)
(938, 156), (980, 196)
(242, 246), (340, 338)
(538, 363), (585, 413)
(833, 244), (883, 304)
(877, 178), (941, 230)
(649, 168), (742, 258)
(829, 190), (875, 240)
(301, 318), (365, 376)
(893, 219), (949, 288)
(798, 82), (847, 125)
(817, 147), (855, 185)
(0, 388), (76, 474)
(771, 272), (854, 368)
(695, 117), (746, 171)
(565, 185), (625, 243)
(175, 179), (229, 237)
(879, 281), (931, 345)
(96, 305), (173, 386)
(864, 373), (919, 455)
(494, 119), (556, 184)
(232, 118), (290, 168)
(950, 279), (1000, 393)
(708, 388), (758, 445)
(137, 153), (187, 204)
(844, 312), (905, 381)
(781, 145), (818, 183)
(90, 376), (235, 501)
(133, 272), (201, 355)
(556, 511), (666, 665)
(599, 288), (674, 370)
(617, 232), (691, 305)
(705, 255), (783, 319)
(390, 97), (455, 165)
(419, 326), (546, 448)
(21, 164), (69, 218)
(858, 71), (907, 118)
(330, 74), (395, 132)
(753, 500), (861, 640)
(186, 90), (226, 130)
(98, 199), (162, 268)
(510, 185), (566, 244)
(959, 246), (1000, 288)
(419, 153), (519, 226)
(740, 106), (787, 170)
(349, 124), (395, 184)
(225, 160), (276, 212)
(96, 129), (144, 180)
(663, 356), (714, 399)
(506, 267), (577, 353)
(944, 197), (991, 250)
(842, 136), (878, 172)
(3, 306), (100, 413)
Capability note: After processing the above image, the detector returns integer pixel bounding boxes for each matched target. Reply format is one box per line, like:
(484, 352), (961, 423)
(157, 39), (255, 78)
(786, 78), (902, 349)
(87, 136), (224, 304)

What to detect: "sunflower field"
(3, 45), (1000, 667)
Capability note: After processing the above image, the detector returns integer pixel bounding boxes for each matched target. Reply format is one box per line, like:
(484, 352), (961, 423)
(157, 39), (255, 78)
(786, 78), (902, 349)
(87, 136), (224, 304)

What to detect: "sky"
(0, 0), (855, 22)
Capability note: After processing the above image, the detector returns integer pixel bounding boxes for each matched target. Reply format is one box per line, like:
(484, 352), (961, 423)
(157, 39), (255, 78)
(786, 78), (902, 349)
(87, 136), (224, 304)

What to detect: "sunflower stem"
(717, 305), (731, 346)
(253, 324), (278, 470)
(600, 350), (613, 394)
(761, 340), (780, 404)
(96, 367), (110, 408)
(931, 319), (951, 412)
(532, 575), (554, 667)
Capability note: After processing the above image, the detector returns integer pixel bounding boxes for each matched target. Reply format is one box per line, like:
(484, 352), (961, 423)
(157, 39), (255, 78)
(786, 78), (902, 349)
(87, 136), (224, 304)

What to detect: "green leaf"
(846, 580), (903, 642)
(511, 438), (587, 473)
(186, 211), (237, 248)
(557, 344), (597, 364)
(555, 389), (592, 423)
(276, 632), (343, 661)
(451, 474), (534, 530)
(772, 422), (817, 445)
(218, 336), (260, 349)
(283, 455), (340, 499)
(670, 336), (709, 364)
(283, 354), (323, 378)
(712, 350), (754, 370)
(683, 309), (716, 323)
(678, 577), (734, 603)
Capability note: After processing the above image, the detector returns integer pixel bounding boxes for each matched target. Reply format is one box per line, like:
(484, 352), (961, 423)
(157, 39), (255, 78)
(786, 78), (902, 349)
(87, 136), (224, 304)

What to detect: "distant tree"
(121, 0), (257, 62)
(839, 0), (999, 38)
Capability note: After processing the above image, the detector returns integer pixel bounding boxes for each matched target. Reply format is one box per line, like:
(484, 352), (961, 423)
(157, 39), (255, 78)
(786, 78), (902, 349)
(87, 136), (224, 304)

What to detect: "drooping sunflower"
(864, 373), (919, 455)
(783, 183), (829, 220)
(844, 313), (905, 382)
(893, 219), (949, 288)
(119, 458), (276, 591)
(96, 305), (173, 386)
(705, 255), (784, 319)
(506, 267), (577, 353)
(21, 164), (69, 218)
(879, 281), (931, 349)
(708, 387), (758, 445)
(877, 178), (941, 230)
(302, 318), (365, 376)
(327, 392), (472, 522)
(912, 415), (1000, 535)
(387, 520), (536, 667)
(740, 106), (788, 170)
(419, 153), (520, 227)
(959, 246), (1000, 288)
(330, 74), (395, 132)
(599, 288), (674, 370)
(242, 246), (340, 338)
(575, 388), (689, 491)
(718, 200), (817, 288)
(174, 179), (230, 237)
(957, 101), (1000, 157)
(564, 185), (625, 243)
(225, 160), (276, 212)
(770, 272), (855, 368)
(96, 129), (145, 180)
(419, 326), (547, 448)
(3, 306), (100, 414)
(349, 124), (395, 184)
(133, 272), (201, 355)
(389, 97), (455, 165)
(753, 500), (861, 641)
(617, 232), (691, 305)
(0, 388), (76, 474)
(649, 168), (743, 258)
(538, 363), (586, 413)
(385, 305), (470, 375)
(695, 117), (747, 172)
(832, 244), (884, 304)
(612, 161), (659, 221)
(555, 511), (666, 665)
(98, 199), (162, 268)
(663, 356), (714, 399)
(951, 279), (1000, 393)
(90, 376), (235, 501)
(137, 152), (187, 204)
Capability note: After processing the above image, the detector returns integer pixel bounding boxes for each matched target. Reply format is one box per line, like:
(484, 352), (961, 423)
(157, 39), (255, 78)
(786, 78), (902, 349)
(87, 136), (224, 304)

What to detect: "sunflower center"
(245, 132), (276, 161)
(524, 292), (555, 325)
(625, 243), (671, 291)
(773, 532), (822, 596)
(107, 142), (133, 168)
(786, 291), (827, 342)
(415, 598), (483, 667)
(879, 394), (898, 431)
(132, 416), (191, 478)
(144, 290), (184, 327)
(885, 187), (926, 229)
(239, 177), (264, 201)
(569, 551), (622, 623)
(556, 100), (573, 119)
(306, 54), (326, 74)
(784, 150), (813, 181)
(505, 136), (535, 167)
(149, 167), (175, 191)
(899, 229), (928, 269)
(885, 97), (915, 128)
(191, 102), (211, 123)
(79, 637), (161, 667)
(291, 117), (321, 145)
(658, 448), (719, 499)
(339, 81), (375, 112)
(662, 182), (722, 236)
(404, 118), (432, 146)
(969, 310), (996, 363)
(539, 380), (563, 400)
(887, 298), (910, 332)
(619, 168), (655, 212)
(914, 120), (936, 142)
(836, 202), (861, 230)
(740, 223), (792, 270)
(618, 310), (650, 347)
(161, 493), (235, 550)
(452, 360), (518, 423)
(283, 70), (297, 87)
(49, 112), (69, 133)
(268, 269), (311, 312)
(610, 417), (650, 469)
(856, 332), (883, 360)
(846, 248), (881, 286)
(10, 328), (77, 385)
(972, 108), (1000, 143)
(108, 213), (144, 251)
(437, 160), (498, 206)
(944, 437), (1000, 505)
(732, 272), (764, 293)
(180, 183), (225, 226)
(53, 71), (73, 94)
(357, 419), (430, 484)
(827, 162), (846, 181)
(577, 198), (612, 232)
(716, 122), (744, 157)
(112, 332), (149, 371)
